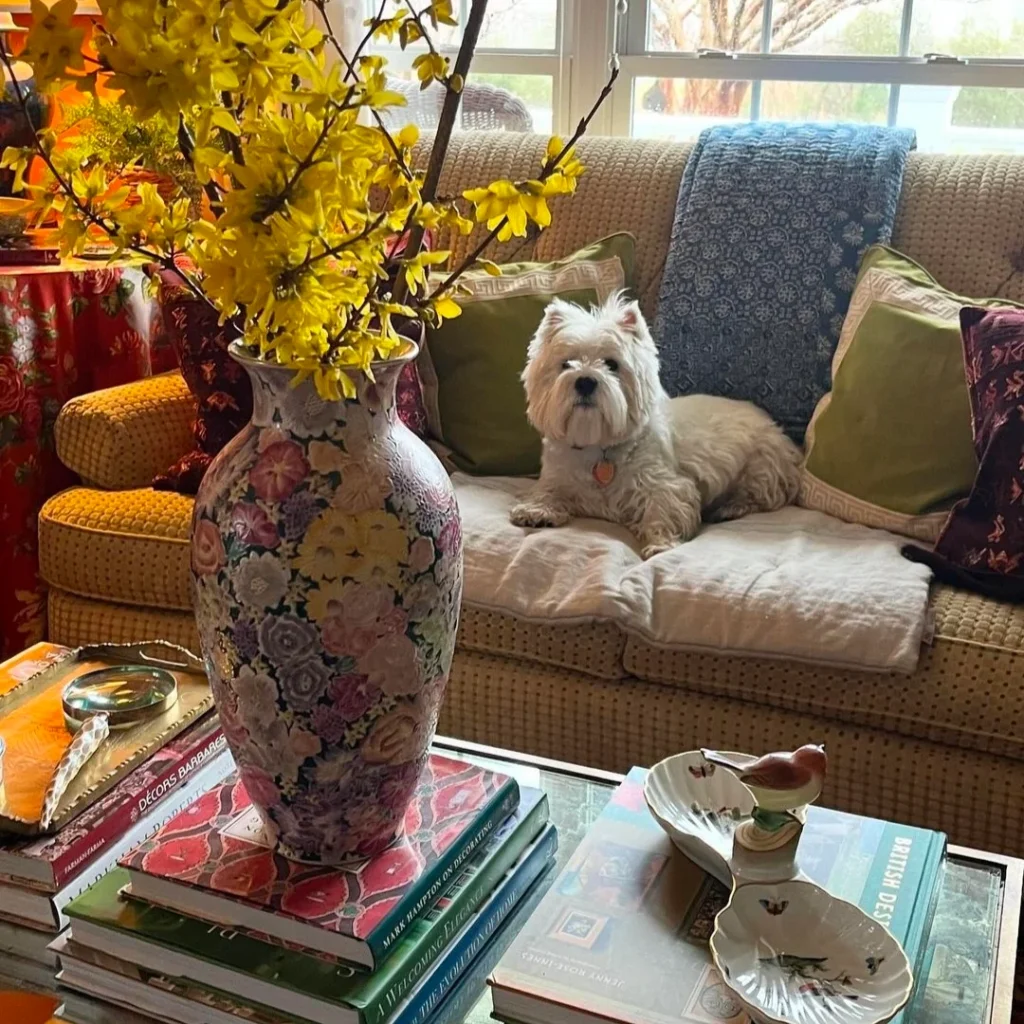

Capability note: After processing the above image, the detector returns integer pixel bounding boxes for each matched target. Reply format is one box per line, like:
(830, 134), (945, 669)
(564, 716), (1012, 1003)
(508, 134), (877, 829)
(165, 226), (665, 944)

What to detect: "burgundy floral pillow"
(152, 269), (253, 495)
(903, 306), (1024, 600)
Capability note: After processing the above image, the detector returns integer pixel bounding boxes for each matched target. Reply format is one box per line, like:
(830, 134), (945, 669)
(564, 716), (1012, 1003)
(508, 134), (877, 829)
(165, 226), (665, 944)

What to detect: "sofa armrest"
(55, 372), (195, 490)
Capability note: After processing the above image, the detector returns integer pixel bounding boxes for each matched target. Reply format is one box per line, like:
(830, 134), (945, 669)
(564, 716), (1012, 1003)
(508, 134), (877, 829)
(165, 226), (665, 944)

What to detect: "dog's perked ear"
(538, 297), (574, 336)
(601, 290), (642, 336)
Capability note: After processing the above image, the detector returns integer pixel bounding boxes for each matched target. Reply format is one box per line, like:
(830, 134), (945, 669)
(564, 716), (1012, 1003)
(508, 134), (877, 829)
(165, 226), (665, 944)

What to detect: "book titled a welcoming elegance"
(490, 766), (945, 1024)
(119, 754), (519, 967)
(67, 788), (548, 1024)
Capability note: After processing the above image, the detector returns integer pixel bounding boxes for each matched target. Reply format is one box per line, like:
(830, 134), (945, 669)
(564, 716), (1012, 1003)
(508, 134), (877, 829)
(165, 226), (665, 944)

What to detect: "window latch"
(697, 48), (737, 59)
(923, 52), (968, 65)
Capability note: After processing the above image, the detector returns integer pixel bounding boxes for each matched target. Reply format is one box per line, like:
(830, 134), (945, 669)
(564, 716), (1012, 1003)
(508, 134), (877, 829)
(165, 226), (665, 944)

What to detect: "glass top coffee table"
(430, 738), (1022, 1024)
(0, 737), (1020, 1024)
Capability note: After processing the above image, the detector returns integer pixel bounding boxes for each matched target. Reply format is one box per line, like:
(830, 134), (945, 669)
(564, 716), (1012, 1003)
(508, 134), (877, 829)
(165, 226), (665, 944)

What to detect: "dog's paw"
(510, 503), (569, 529)
(640, 541), (673, 560)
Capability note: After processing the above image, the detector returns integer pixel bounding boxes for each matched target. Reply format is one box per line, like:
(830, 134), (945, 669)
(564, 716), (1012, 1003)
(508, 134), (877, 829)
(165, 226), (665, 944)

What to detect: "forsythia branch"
(426, 60), (619, 304)
(0, 45), (211, 307)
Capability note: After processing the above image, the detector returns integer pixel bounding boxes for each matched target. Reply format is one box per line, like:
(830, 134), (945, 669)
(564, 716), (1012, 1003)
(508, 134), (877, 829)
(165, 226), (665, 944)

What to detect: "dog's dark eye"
(561, 360), (572, 371)
(605, 358), (620, 373)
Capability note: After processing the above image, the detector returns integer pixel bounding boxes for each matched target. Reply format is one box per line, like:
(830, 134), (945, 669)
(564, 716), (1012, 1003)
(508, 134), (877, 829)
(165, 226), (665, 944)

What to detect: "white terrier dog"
(509, 292), (801, 558)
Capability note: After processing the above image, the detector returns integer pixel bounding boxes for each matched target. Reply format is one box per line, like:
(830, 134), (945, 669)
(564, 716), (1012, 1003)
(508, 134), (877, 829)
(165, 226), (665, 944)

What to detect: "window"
(357, 0), (1024, 151)
(614, 0), (1024, 151)
(360, 0), (562, 134)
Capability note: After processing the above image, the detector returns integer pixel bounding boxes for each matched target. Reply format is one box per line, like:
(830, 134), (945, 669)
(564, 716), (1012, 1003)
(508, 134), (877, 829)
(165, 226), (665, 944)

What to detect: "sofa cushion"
(48, 588), (199, 651)
(419, 233), (636, 476)
(904, 307), (1024, 600)
(458, 606), (627, 680)
(39, 487), (193, 610)
(55, 373), (195, 490)
(799, 246), (1021, 541)
(456, 475), (930, 673)
(623, 585), (1024, 761)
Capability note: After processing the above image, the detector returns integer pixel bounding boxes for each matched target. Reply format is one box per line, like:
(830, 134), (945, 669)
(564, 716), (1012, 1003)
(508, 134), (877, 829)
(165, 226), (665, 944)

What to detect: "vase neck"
(233, 348), (413, 440)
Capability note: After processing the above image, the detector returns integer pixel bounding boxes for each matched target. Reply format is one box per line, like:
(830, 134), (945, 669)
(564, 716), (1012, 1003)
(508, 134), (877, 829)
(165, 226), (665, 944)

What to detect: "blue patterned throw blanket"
(654, 122), (916, 441)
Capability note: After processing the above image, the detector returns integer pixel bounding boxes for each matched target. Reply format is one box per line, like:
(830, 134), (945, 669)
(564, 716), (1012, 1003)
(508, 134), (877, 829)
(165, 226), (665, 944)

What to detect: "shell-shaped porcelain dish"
(644, 750), (755, 885)
(710, 879), (913, 1024)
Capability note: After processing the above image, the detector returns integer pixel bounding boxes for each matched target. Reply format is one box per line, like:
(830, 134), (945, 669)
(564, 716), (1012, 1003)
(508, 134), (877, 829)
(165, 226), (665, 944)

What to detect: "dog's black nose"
(574, 376), (597, 397)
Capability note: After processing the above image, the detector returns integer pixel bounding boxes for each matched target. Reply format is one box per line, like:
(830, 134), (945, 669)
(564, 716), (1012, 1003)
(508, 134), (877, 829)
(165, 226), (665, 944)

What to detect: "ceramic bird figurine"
(700, 745), (827, 813)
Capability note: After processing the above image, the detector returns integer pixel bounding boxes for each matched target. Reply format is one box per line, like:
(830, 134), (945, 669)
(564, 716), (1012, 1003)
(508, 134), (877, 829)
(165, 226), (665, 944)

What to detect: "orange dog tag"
(593, 459), (615, 487)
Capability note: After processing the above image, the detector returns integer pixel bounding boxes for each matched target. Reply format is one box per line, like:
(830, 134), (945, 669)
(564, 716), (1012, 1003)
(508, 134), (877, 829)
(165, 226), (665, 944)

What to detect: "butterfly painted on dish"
(865, 956), (885, 976)
(759, 899), (789, 915)
(688, 764), (716, 778)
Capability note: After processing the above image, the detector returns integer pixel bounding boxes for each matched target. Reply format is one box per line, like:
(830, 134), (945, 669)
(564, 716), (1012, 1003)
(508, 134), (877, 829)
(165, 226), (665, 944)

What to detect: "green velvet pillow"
(419, 233), (636, 476)
(801, 245), (1020, 541)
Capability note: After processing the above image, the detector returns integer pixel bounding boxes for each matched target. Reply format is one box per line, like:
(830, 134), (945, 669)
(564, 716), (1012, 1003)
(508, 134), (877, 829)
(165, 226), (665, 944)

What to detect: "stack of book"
(55, 753), (557, 1024)
(488, 766), (946, 1024)
(0, 644), (232, 989)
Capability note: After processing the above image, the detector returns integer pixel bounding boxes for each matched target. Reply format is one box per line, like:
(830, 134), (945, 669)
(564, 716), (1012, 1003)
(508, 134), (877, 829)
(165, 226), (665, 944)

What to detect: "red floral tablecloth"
(0, 262), (176, 659)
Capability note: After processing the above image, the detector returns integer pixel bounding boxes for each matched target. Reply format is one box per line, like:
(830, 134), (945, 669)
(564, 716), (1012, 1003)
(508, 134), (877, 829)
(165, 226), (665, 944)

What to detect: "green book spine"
(370, 776), (521, 963)
(358, 791), (549, 1024)
(67, 788), (547, 1024)
(891, 831), (946, 1024)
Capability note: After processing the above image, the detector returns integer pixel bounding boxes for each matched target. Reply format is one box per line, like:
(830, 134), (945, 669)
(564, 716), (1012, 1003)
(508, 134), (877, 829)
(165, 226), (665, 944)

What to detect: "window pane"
(632, 77), (753, 139)
(478, 0), (557, 49)
(380, 0), (558, 50)
(646, 1), (762, 53)
(760, 81), (890, 123)
(471, 74), (553, 133)
(910, 0), (1024, 58)
(898, 85), (1024, 152)
(769, 1), (902, 55)
(378, 71), (545, 133)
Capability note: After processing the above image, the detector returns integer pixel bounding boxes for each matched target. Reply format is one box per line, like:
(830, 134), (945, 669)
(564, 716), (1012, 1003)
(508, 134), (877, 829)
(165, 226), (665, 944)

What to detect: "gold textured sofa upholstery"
(39, 134), (1024, 856)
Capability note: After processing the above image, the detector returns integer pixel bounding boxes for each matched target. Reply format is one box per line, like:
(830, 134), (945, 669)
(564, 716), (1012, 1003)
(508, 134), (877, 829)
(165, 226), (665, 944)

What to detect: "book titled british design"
(490, 767), (945, 1024)
(119, 754), (519, 967)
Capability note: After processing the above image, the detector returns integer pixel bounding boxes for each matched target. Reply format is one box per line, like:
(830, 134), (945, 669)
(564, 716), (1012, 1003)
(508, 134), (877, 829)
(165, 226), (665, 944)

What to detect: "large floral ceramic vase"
(191, 340), (463, 864)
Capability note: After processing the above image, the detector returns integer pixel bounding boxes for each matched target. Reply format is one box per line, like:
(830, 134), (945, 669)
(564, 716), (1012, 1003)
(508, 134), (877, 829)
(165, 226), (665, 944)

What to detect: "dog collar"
(570, 442), (635, 488)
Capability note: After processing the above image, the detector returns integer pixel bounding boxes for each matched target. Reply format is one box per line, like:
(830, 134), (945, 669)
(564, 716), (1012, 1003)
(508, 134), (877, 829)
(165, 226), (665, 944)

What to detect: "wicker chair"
(381, 76), (534, 132)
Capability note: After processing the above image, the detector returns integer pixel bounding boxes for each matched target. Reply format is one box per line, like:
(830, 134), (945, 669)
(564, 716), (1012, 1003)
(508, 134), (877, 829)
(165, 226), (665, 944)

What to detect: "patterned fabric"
(151, 270), (252, 495)
(654, 123), (916, 441)
(904, 307), (1024, 600)
(0, 263), (173, 660)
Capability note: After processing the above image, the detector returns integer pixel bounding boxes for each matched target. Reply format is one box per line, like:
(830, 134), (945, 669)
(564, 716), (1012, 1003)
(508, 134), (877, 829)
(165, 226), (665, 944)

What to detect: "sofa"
(38, 133), (1024, 856)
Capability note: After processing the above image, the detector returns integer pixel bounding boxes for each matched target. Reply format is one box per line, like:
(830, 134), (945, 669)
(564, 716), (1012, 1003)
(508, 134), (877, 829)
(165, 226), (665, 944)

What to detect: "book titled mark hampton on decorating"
(118, 754), (519, 967)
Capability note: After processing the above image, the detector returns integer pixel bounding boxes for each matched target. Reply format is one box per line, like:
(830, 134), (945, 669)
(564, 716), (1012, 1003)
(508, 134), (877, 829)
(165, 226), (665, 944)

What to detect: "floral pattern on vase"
(191, 340), (462, 864)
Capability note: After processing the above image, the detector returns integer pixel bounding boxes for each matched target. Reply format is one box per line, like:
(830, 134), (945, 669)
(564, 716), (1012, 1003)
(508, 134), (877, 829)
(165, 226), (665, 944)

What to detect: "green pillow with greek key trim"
(800, 245), (1021, 542)
(419, 233), (636, 476)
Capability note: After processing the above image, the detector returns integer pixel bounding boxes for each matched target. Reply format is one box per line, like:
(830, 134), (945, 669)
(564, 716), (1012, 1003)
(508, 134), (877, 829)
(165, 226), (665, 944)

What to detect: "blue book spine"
(392, 824), (559, 1024)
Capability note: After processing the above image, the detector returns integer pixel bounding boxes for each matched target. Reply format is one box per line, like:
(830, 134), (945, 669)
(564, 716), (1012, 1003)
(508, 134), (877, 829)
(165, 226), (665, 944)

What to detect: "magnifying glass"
(62, 666), (179, 732)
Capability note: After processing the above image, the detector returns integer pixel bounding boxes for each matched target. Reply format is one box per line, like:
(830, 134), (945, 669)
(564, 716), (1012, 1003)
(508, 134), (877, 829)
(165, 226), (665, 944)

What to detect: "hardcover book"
(60, 822), (557, 1024)
(0, 750), (235, 932)
(490, 767), (945, 1024)
(119, 754), (519, 966)
(68, 788), (548, 1024)
(0, 715), (225, 891)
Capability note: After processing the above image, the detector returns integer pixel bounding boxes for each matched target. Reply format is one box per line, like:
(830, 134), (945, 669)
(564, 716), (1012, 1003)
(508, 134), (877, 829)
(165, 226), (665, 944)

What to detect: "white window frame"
(607, 0), (1024, 135)
(368, 0), (1024, 138)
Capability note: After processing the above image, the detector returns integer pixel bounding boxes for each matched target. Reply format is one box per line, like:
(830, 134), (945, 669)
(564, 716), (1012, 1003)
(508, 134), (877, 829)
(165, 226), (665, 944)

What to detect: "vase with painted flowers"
(191, 339), (462, 862)
(8, 0), (616, 861)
